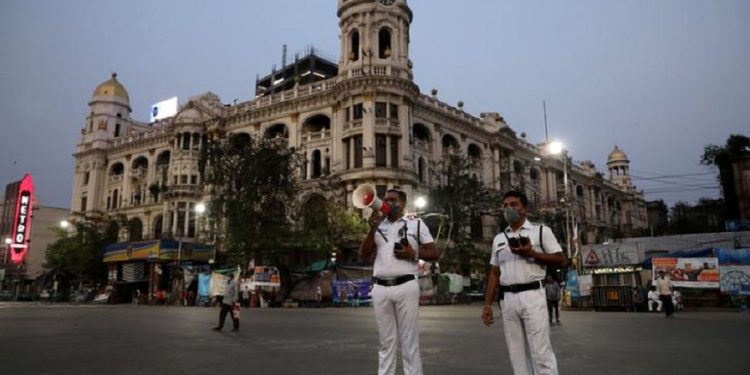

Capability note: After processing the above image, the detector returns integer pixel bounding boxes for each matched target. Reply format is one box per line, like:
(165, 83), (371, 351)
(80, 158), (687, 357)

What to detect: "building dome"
(92, 73), (130, 103)
(607, 146), (629, 163)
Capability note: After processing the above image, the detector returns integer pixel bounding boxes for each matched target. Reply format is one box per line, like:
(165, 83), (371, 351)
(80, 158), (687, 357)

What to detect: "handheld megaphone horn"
(352, 184), (391, 214)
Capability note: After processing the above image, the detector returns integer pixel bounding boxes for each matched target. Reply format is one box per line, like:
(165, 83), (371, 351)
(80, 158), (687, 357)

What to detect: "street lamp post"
(548, 141), (571, 260)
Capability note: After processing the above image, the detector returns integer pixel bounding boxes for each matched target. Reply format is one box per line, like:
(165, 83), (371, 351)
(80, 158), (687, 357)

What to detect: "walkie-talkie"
(393, 222), (409, 252)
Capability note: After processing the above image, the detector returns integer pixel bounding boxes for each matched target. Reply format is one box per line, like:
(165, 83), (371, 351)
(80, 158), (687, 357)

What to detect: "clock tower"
(334, 0), (420, 202)
(337, 0), (414, 79)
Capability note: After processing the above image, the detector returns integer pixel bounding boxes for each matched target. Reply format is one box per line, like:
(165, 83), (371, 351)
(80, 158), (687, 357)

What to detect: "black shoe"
(556, 320), (561, 325)
(212, 327), (221, 332)
(231, 328), (239, 332)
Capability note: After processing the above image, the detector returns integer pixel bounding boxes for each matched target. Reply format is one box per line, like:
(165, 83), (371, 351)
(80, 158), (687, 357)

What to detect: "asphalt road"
(1, 303), (748, 374)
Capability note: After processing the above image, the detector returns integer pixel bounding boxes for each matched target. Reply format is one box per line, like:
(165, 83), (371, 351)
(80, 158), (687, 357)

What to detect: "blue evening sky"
(1, 0), (748, 209)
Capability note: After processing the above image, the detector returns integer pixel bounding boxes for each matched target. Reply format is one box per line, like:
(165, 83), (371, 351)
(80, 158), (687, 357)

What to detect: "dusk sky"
(1, 0), (748, 209)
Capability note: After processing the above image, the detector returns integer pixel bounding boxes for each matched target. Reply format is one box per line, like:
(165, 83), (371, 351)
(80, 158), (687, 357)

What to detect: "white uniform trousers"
(372, 279), (422, 375)
(500, 287), (558, 375)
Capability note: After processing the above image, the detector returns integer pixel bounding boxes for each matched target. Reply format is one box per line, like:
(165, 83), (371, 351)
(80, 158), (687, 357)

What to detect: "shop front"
(103, 240), (213, 303)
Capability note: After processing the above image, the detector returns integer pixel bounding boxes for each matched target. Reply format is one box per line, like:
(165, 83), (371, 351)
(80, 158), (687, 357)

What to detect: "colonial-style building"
(70, 0), (647, 275)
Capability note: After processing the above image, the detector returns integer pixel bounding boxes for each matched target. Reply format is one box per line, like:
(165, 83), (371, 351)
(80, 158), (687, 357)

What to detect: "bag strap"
(417, 219), (422, 248)
(539, 224), (545, 252)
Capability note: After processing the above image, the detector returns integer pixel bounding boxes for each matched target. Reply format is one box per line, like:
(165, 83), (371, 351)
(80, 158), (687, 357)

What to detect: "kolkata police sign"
(582, 243), (641, 267)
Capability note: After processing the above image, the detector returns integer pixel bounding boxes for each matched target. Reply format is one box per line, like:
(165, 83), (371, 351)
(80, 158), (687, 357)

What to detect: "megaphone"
(352, 184), (391, 214)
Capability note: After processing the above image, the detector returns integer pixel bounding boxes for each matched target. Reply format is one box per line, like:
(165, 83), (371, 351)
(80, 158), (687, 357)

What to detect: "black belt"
(372, 275), (416, 287)
(500, 280), (543, 294)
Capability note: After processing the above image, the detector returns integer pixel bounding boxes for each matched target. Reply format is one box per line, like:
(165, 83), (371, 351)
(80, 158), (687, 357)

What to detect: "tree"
(701, 134), (750, 220)
(427, 154), (503, 275)
(667, 199), (725, 234)
(297, 176), (368, 262)
(45, 215), (120, 290)
(199, 134), (303, 267)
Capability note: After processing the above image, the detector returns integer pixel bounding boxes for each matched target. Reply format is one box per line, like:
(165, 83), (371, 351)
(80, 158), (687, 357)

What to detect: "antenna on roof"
(282, 44), (287, 68)
(543, 100), (549, 142)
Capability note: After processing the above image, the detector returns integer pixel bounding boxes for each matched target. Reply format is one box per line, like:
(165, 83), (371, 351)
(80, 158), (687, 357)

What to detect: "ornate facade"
(70, 0), (647, 254)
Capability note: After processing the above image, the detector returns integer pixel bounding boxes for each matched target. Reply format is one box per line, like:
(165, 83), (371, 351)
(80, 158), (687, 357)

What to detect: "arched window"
(312, 150), (322, 178)
(576, 185), (584, 197)
(379, 28), (392, 58)
(153, 215), (163, 239)
(229, 132), (252, 148)
(441, 134), (460, 153)
(156, 151), (171, 168)
(412, 123), (431, 142)
(530, 168), (540, 181)
(264, 124), (288, 139)
(112, 189), (119, 209)
(128, 218), (143, 242)
(132, 156), (148, 173)
(110, 162), (124, 176)
(302, 115), (331, 134)
(350, 30), (360, 61)
(468, 143), (482, 162)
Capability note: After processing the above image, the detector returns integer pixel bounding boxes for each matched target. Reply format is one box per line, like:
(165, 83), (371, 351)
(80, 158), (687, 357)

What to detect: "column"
(349, 138), (355, 169)
(386, 135), (392, 167)
(362, 99), (375, 168)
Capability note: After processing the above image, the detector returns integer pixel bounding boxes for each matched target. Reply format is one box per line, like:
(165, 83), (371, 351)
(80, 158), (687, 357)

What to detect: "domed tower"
(334, 0), (421, 203)
(84, 73), (133, 141)
(72, 73), (134, 214)
(337, 0), (414, 79)
(607, 145), (632, 189)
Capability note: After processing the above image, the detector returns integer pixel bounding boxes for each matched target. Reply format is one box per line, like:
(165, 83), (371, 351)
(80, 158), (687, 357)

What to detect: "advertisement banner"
(197, 273), (211, 297)
(719, 265), (750, 295)
(566, 270), (580, 298)
(578, 274), (593, 297)
(252, 266), (280, 288)
(210, 272), (230, 296)
(332, 279), (372, 305)
(652, 257), (719, 288)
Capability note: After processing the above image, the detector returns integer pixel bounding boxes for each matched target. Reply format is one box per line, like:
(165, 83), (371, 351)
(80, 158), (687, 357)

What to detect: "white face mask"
(503, 207), (521, 225)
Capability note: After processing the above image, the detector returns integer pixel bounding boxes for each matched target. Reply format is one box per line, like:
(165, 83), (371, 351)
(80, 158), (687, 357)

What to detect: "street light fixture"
(414, 196), (427, 211)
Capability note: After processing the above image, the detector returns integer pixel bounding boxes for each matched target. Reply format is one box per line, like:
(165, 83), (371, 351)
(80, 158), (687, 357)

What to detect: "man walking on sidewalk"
(213, 273), (240, 332)
(656, 271), (674, 318)
(545, 275), (562, 326)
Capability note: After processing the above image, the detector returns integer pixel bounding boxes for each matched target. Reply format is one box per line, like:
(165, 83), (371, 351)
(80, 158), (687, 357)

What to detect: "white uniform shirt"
(373, 216), (434, 278)
(489, 219), (563, 285)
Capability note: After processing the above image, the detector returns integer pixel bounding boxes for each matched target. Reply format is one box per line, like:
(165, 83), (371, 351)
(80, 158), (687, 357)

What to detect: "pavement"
(0, 302), (748, 374)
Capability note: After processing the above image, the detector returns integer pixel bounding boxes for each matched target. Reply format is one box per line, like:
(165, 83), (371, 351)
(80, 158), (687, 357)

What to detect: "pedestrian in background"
(545, 275), (562, 326)
(213, 273), (240, 332)
(648, 286), (662, 312)
(656, 271), (674, 318)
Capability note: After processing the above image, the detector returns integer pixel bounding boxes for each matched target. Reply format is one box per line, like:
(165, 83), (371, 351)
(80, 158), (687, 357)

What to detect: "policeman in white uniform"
(360, 189), (439, 375)
(482, 190), (568, 375)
